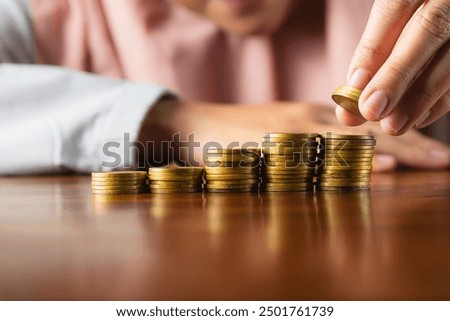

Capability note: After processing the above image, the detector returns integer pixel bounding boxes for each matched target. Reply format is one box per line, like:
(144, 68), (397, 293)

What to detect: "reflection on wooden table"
(0, 171), (449, 300)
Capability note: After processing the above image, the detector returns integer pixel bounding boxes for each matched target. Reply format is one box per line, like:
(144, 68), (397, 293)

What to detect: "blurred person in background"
(0, 0), (448, 174)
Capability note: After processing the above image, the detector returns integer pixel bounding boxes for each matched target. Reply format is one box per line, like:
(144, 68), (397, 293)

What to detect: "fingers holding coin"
(341, 0), (450, 135)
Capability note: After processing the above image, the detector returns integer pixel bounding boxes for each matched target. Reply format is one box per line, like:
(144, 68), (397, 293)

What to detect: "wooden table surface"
(0, 171), (449, 300)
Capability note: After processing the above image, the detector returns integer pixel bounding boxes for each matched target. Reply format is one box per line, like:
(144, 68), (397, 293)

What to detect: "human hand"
(337, 0), (450, 135)
(143, 100), (449, 171)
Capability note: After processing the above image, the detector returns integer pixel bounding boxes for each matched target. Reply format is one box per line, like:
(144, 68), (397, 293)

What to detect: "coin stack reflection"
(204, 148), (260, 193)
(261, 133), (318, 192)
(91, 171), (148, 195)
(148, 167), (204, 193)
(318, 134), (376, 190)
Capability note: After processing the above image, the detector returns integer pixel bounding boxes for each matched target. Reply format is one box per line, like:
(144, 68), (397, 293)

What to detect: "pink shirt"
(31, 0), (373, 106)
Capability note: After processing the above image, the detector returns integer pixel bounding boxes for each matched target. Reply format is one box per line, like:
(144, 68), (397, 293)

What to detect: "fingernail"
(373, 154), (396, 172)
(430, 149), (450, 164)
(415, 111), (431, 129)
(381, 114), (409, 135)
(378, 154), (396, 166)
(349, 69), (371, 89)
(362, 90), (389, 119)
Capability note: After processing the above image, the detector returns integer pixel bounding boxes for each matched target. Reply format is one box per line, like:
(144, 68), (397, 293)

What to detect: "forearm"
(0, 64), (170, 175)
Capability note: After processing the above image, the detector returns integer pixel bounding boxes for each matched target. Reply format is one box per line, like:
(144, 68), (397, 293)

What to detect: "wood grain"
(0, 171), (449, 300)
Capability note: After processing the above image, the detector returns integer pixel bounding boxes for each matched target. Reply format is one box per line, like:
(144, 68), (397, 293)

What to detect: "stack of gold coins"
(261, 133), (319, 192)
(148, 167), (204, 193)
(91, 171), (148, 195)
(204, 148), (261, 193)
(317, 134), (376, 190)
(332, 85), (362, 116)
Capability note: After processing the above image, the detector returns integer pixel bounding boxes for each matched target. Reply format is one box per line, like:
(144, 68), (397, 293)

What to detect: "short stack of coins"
(204, 148), (261, 193)
(317, 134), (376, 190)
(91, 171), (148, 195)
(148, 167), (204, 193)
(261, 133), (319, 192)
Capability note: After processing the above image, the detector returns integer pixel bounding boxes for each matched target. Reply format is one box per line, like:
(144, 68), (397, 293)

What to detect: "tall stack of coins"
(261, 133), (319, 192)
(332, 85), (362, 116)
(91, 171), (148, 195)
(317, 134), (376, 190)
(148, 167), (204, 193)
(204, 148), (261, 193)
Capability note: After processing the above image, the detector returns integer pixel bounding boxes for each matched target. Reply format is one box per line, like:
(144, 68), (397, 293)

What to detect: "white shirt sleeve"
(0, 0), (34, 63)
(0, 64), (171, 175)
(0, 0), (173, 175)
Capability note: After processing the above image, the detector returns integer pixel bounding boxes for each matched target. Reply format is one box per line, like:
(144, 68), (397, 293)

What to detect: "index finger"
(347, 0), (424, 88)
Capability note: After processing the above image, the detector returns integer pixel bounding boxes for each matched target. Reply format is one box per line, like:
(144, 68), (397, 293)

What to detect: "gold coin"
(320, 133), (374, 140)
(204, 154), (260, 162)
(91, 178), (148, 184)
(323, 139), (376, 145)
(264, 148), (317, 153)
(265, 182), (313, 187)
(205, 148), (261, 155)
(317, 186), (370, 191)
(204, 159), (260, 166)
(264, 166), (315, 172)
(263, 171), (315, 176)
(332, 85), (361, 115)
(150, 181), (201, 187)
(263, 184), (314, 192)
(323, 145), (376, 150)
(262, 186), (314, 193)
(323, 151), (374, 157)
(322, 158), (373, 163)
(263, 156), (306, 163)
(263, 173), (315, 178)
(92, 187), (148, 193)
(320, 173), (371, 179)
(206, 186), (258, 193)
(319, 181), (371, 187)
(92, 171), (147, 178)
(318, 160), (373, 166)
(321, 169), (372, 175)
(323, 146), (376, 152)
(150, 176), (203, 184)
(323, 136), (375, 141)
(205, 167), (259, 175)
(318, 176), (371, 185)
(263, 164), (317, 170)
(321, 165), (373, 170)
(207, 183), (259, 188)
(262, 140), (318, 146)
(263, 159), (314, 166)
(92, 189), (147, 195)
(206, 180), (260, 187)
(318, 163), (371, 169)
(321, 155), (374, 160)
(92, 183), (147, 189)
(262, 143), (318, 150)
(150, 188), (202, 194)
(205, 174), (258, 181)
(264, 132), (319, 139)
(148, 170), (202, 176)
(149, 167), (204, 174)
(91, 177), (147, 183)
(91, 178), (147, 184)
(323, 147), (375, 153)
(264, 177), (313, 183)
